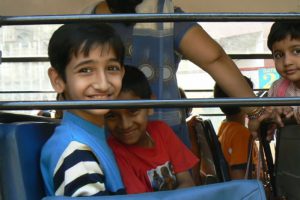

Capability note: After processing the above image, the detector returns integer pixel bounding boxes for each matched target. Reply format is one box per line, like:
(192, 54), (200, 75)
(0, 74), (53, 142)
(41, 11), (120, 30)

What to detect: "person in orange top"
(214, 76), (257, 179)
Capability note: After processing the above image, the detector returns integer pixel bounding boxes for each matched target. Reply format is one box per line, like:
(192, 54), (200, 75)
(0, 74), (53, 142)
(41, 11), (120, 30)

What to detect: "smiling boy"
(40, 23), (126, 197)
(267, 22), (300, 123)
(105, 66), (198, 194)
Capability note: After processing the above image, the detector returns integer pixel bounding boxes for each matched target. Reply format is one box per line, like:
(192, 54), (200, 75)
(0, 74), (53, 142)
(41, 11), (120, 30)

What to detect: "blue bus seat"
(42, 179), (266, 200)
(0, 122), (58, 200)
(0, 120), (266, 200)
(0, 112), (60, 123)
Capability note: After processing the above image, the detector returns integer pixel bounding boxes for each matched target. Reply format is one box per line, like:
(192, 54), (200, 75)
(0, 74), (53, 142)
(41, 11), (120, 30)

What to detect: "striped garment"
(53, 141), (108, 196)
(40, 111), (125, 196)
(40, 111), (125, 197)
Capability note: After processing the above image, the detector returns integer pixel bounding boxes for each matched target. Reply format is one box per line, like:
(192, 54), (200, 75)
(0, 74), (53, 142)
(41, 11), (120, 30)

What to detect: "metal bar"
(197, 114), (225, 117)
(184, 89), (268, 92)
(1, 57), (49, 62)
(0, 97), (300, 110)
(1, 13), (300, 25)
(0, 91), (55, 94)
(0, 54), (272, 63)
(230, 54), (272, 59)
(0, 89), (266, 94)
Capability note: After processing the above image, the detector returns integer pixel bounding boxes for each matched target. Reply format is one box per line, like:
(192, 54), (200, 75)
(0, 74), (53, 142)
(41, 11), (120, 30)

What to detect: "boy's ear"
(48, 67), (65, 93)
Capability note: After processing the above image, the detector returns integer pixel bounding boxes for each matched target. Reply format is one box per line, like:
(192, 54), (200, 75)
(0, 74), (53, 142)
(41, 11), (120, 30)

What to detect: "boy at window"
(105, 66), (199, 194)
(40, 23), (126, 196)
(267, 22), (300, 124)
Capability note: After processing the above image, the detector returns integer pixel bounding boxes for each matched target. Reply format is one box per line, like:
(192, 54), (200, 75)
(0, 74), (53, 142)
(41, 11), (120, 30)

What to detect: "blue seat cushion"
(0, 122), (57, 200)
(43, 179), (266, 200)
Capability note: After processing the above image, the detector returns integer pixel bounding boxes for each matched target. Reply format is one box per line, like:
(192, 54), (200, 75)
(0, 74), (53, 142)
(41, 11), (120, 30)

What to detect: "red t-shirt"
(108, 120), (199, 194)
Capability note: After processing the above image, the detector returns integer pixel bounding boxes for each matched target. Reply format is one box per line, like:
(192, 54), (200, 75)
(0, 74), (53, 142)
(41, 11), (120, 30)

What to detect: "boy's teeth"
(91, 95), (106, 99)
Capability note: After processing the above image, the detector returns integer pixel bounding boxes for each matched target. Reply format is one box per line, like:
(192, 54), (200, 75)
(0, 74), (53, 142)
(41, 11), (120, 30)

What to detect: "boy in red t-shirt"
(105, 66), (199, 194)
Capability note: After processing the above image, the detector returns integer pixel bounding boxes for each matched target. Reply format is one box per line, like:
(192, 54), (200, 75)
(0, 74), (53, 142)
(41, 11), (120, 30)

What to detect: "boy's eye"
(293, 48), (300, 55)
(107, 64), (121, 71)
(128, 109), (140, 115)
(104, 112), (117, 120)
(273, 52), (283, 59)
(78, 67), (92, 73)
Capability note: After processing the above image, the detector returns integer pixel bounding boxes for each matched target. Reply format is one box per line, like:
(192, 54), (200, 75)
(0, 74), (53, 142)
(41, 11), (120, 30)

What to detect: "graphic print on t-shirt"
(147, 161), (177, 191)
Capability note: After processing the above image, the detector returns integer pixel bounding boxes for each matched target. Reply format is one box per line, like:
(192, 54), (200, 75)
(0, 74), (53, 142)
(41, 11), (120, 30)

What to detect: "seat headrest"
(0, 122), (58, 200)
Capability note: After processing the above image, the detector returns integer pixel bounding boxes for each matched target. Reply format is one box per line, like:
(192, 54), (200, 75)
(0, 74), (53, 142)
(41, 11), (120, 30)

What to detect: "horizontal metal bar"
(198, 114), (225, 117)
(0, 89), (266, 94)
(1, 57), (49, 62)
(1, 13), (300, 26)
(230, 54), (272, 59)
(0, 91), (55, 94)
(0, 97), (299, 110)
(0, 54), (272, 63)
(184, 89), (268, 92)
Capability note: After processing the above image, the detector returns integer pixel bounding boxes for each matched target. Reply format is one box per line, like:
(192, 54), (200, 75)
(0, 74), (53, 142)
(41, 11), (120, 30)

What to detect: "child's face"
(49, 45), (124, 125)
(104, 91), (153, 146)
(272, 35), (300, 87)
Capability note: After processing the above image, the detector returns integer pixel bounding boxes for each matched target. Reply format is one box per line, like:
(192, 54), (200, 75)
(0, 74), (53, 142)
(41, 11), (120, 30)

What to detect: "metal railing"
(0, 53), (273, 63)
(1, 12), (300, 25)
(0, 97), (300, 110)
(0, 12), (299, 110)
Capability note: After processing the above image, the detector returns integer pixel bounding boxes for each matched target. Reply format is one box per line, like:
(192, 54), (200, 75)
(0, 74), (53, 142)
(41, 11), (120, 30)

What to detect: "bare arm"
(178, 25), (255, 113)
(175, 171), (195, 189)
(178, 25), (283, 130)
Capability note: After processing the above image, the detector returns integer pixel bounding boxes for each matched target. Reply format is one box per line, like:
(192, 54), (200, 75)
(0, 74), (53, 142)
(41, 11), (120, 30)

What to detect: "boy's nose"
(283, 53), (294, 66)
(92, 70), (109, 90)
(120, 115), (132, 130)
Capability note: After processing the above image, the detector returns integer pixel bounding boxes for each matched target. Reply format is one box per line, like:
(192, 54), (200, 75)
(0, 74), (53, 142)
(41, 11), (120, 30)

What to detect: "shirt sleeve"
(53, 141), (109, 197)
(174, 7), (198, 50)
(157, 121), (199, 173)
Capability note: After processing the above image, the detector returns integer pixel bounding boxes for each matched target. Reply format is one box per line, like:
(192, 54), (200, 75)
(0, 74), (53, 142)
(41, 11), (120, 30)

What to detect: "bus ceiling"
(0, 0), (299, 16)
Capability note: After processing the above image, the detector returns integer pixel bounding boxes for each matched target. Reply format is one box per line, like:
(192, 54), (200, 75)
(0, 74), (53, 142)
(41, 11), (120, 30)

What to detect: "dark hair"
(267, 22), (300, 51)
(121, 65), (152, 99)
(48, 23), (125, 81)
(106, 0), (143, 13)
(214, 76), (253, 116)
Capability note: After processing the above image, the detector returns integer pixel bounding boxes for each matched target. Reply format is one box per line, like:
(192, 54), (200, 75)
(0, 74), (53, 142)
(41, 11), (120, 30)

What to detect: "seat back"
(274, 124), (300, 199)
(0, 112), (59, 123)
(42, 179), (266, 200)
(0, 122), (58, 200)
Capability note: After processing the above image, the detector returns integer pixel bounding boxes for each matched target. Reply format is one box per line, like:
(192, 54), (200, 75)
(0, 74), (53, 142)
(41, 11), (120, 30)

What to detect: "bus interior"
(0, 0), (300, 199)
